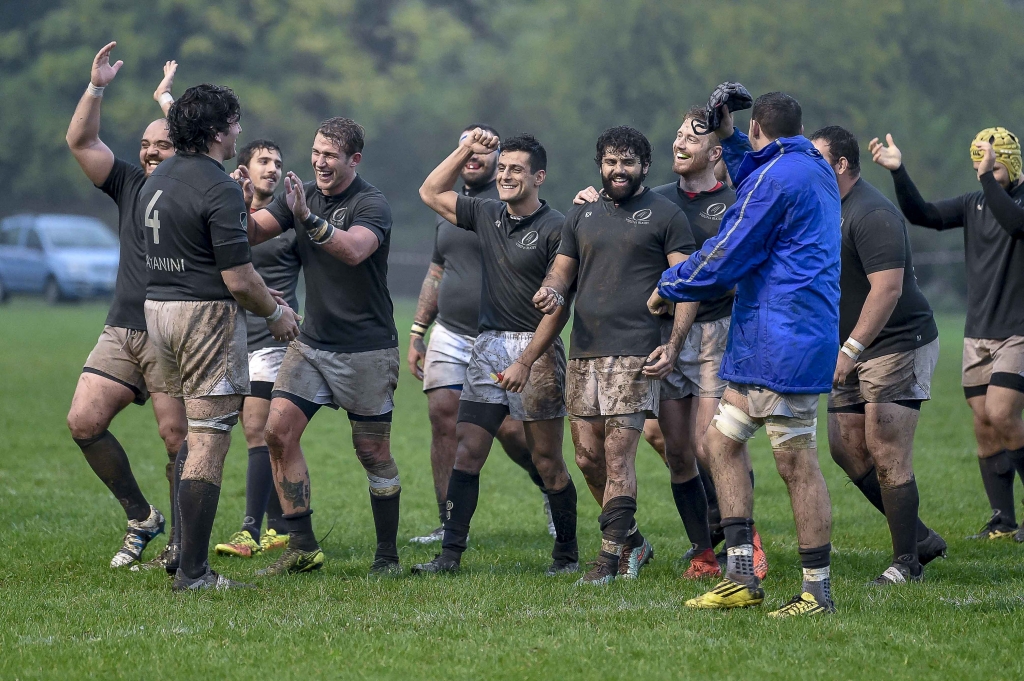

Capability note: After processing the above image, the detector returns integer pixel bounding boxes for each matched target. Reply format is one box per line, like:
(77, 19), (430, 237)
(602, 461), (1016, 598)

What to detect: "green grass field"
(1, 300), (1022, 680)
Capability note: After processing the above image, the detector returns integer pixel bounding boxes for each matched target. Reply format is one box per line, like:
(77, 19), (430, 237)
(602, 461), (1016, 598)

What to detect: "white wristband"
(159, 92), (174, 107)
(844, 337), (865, 353)
(265, 304), (284, 324)
(86, 83), (105, 98)
(840, 345), (860, 360)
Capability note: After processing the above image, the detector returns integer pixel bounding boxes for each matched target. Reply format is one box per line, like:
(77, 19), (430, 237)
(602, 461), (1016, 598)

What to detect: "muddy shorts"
(661, 317), (730, 400)
(828, 338), (939, 410)
(144, 300), (249, 399)
(461, 331), (566, 421)
(274, 341), (399, 417)
(422, 322), (476, 392)
(566, 355), (659, 419)
(962, 335), (1024, 396)
(82, 326), (175, 404)
(717, 382), (821, 450)
(248, 346), (287, 400)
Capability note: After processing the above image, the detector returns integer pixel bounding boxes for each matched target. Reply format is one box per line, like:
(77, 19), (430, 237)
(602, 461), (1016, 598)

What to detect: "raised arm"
(975, 141), (1024, 238)
(419, 128), (499, 225)
(153, 60), (177, 116)
(713, 104), (752, 181)
(869, 134), (965, 231)
(66, 42), (121, 186)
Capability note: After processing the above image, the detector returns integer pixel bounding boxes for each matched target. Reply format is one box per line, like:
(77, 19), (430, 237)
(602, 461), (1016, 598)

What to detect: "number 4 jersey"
(140, 153), (252, 301)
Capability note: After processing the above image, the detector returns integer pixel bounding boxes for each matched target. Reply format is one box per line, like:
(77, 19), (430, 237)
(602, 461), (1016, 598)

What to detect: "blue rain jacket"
(657, 131), (841, 394)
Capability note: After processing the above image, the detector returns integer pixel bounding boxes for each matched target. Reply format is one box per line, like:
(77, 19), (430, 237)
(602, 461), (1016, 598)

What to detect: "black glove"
(693, 82), (753, 135)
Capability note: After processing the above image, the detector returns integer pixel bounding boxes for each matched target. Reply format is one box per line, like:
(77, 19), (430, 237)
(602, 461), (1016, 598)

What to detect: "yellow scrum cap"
(970, 127), (1021, 183)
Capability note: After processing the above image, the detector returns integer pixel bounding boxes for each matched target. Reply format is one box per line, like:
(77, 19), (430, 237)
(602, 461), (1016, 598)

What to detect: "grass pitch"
(0, 300), (1022, 681)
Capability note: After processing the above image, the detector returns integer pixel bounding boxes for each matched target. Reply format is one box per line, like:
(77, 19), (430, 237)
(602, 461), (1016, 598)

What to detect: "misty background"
(3, 0), (1023, 304)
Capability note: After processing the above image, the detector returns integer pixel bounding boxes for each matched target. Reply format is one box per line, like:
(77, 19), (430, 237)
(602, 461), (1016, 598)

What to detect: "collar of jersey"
(599, 185), (650, 209)
(501, 199), (549, 233)
(316, 173), (366, 202)
(179, 151), (225, 171)
(678, 181), (726, 201)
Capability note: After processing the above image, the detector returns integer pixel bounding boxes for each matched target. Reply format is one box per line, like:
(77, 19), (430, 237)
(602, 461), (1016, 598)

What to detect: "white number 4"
(145, 190), (164, 244)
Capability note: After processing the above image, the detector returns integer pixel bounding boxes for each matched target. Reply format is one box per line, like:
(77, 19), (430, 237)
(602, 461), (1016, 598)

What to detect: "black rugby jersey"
(246, 229), (301, 351)
(97, 159), (149, 329)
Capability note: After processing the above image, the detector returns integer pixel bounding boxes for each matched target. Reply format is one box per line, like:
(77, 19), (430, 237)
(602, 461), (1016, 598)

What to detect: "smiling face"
(310, 133), (358, 193)
(247, 147), (283, 199)
(495, 150), (543, 204)
(672, 117), (721, 178)
(600, 148), (646, 201)
(138, 119), (173, 177)
(461, 136), (499, 188)
(216, 120), (242, 161)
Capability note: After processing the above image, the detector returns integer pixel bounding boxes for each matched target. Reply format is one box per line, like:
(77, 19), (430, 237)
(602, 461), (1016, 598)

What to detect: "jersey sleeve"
(351, 193), (392, 245)
(664, 208), (697, 256)
(454, 195), (491, 232)
(264, 189), (296, 232)
(852, 209), (906, 274)
(98, 159), (145, 209)
(545, 218), (564, 270)
(206, 181), (253, 270)
(557, 207), (582, 260)
(891, 166), (966, 231)
(430, 220), (445, 266)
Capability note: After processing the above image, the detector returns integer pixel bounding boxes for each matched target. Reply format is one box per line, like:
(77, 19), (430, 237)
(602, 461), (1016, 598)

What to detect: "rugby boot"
(215, 530), (261, 558)
(545, 557), (580, 576)
(767, 592), (835, 618)
(1016, 525), (1024, 543)
(686, 578), (765, 609)
(681, 548), (721, 580)
(368, 557), (402, 577)
(869, 560), (923, 586)
(575, 558), (617, 586)
(172, 568), (254, 592)
(752, 529), (769, 580)
(680, 545), (699, 565)
(618, 538), (654, 580)
(409, 527), (443, 545)
(259, 529), (289, 552)
(966, 511), (1018, 540)
(410, 553), (461, 575)
(917, 528), (948, 565)
(256, 546), (325, 576)
(543, 494), (557, 538)
(111, 506), (165, 568)
(130, 542), (179, 574)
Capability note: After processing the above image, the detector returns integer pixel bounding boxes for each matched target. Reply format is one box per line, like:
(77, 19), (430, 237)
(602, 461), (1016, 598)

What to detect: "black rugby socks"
(284, 511), (317, 551)
(853, 466), (931, 541)
(672, 477), (713, 552)
(370, 490), (401, 562)
(75, 430), (150, 521)
(546, 479), (578, 562)
(978, 452), (1017, 525)
(598, 496), (637, 571)
(441, 469), (480, 559)
(169, 441), (188, 551)
(242, 445), (274, 540)
(177, 478), (221, 579)
(880, 478), (922, 573)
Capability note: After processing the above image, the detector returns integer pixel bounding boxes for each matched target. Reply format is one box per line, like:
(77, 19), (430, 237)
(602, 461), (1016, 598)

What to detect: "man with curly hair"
(535, 126), (696, 585)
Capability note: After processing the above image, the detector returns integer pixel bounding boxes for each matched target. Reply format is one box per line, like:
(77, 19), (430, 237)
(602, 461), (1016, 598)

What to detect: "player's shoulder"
(350, 176), (391, 208)
(536, 203), (565, 232)
(650, 182), (677, 198)
(642, 188), (688, 223)
(846, 179), (902, 224)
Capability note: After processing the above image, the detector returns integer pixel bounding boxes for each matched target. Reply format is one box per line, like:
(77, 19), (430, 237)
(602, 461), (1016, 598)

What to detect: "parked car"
(0, 214), (119, 304)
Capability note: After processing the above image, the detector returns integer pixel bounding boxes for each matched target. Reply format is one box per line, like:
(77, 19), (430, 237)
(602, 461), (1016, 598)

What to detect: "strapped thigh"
(764, 415), (817, 450)
(712, 402), (759, 443)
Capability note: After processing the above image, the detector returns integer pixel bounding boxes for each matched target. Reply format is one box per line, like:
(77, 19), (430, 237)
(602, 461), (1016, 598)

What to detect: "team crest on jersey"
(329, 207), (348, 226)
(516, 230), (540, 250)
(699, 203), (727, 220)
(626, 208), (652, 224)
(585, 211), (592, 218)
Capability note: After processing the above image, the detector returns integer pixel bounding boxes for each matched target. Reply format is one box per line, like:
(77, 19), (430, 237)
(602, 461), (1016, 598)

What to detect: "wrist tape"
(265, 304), (284, 324)
(159, 92), (174, 107)
(841, 337), (864, 361)
(301, 212), (334, 244)
(87, 83), (105, 98)
(410, 322), (429, 338)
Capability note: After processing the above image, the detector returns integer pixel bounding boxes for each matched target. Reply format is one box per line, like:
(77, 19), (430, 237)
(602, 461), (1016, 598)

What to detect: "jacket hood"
(734, 136), (821, 186)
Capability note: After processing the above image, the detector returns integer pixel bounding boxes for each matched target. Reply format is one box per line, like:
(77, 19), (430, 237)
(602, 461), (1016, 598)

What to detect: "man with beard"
(142, 83), (301, 591)
(408, 124), (556, 545)
(655, 89), (840, 616)
(572, 107), (767, 581)
(246, 118), (402, 577)
(871, 129), (1024, 543)
(535, 126), (696, 585)
(213, 140), (301, 558)
(809, 125), (946, 585)
(412, 130), (578, 576)
(65, 43), (187, 570)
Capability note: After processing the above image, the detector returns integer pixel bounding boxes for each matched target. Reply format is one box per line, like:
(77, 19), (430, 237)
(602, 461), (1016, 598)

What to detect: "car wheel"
(44, 276), (63, 305)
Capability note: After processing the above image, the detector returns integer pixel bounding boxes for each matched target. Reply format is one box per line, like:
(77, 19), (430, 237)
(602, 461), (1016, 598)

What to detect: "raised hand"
(868, 133), (902, 171)
(91, 42), (123, 88)
(153, 60), (177, 105)
(459, 127), (500, 155)
(973, 140), (997, 179)
(284, 172), (310, 221)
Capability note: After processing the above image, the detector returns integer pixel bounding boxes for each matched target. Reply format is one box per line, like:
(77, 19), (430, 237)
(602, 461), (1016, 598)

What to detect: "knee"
(242, 419), (266, 448)
(67, 407), (105, 441)
(264, 419), (297, 457)
(158, 420), (187, 455)
(985, 402), (1022, 434)
(428, 403), (458, 437)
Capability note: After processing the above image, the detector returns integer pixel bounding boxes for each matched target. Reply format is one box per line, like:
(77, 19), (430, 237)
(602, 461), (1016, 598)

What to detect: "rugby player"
(408, 124), (556, 545)
(65, 43), (186, 569)
(143, 84), (300, 591)
(535, 126), (697, 585)
(246, 118), (402, 576)
(412, 130), (578, 575)
(655, 88), (841, 616)
(811, 126), (947, 584)
(213, 140), (300, 558)
(871, 128), (1024, 541)
(572, 107), (767, 581)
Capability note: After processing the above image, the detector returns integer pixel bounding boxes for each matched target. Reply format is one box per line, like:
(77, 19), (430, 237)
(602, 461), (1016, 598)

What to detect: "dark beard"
(601, 171), (644, 201)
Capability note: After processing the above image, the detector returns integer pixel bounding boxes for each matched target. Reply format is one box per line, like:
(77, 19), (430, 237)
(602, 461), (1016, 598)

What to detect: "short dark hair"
(167, 84), (241, 154)
(751, 92), (802, 139)
(237, 139), (283, 168)
(594, 126), (652, 169)
(463, 122), (501, 139)
(809, 125), (860, 174)
(501, 133), (546, 172)
(316, 117), (364, 156)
